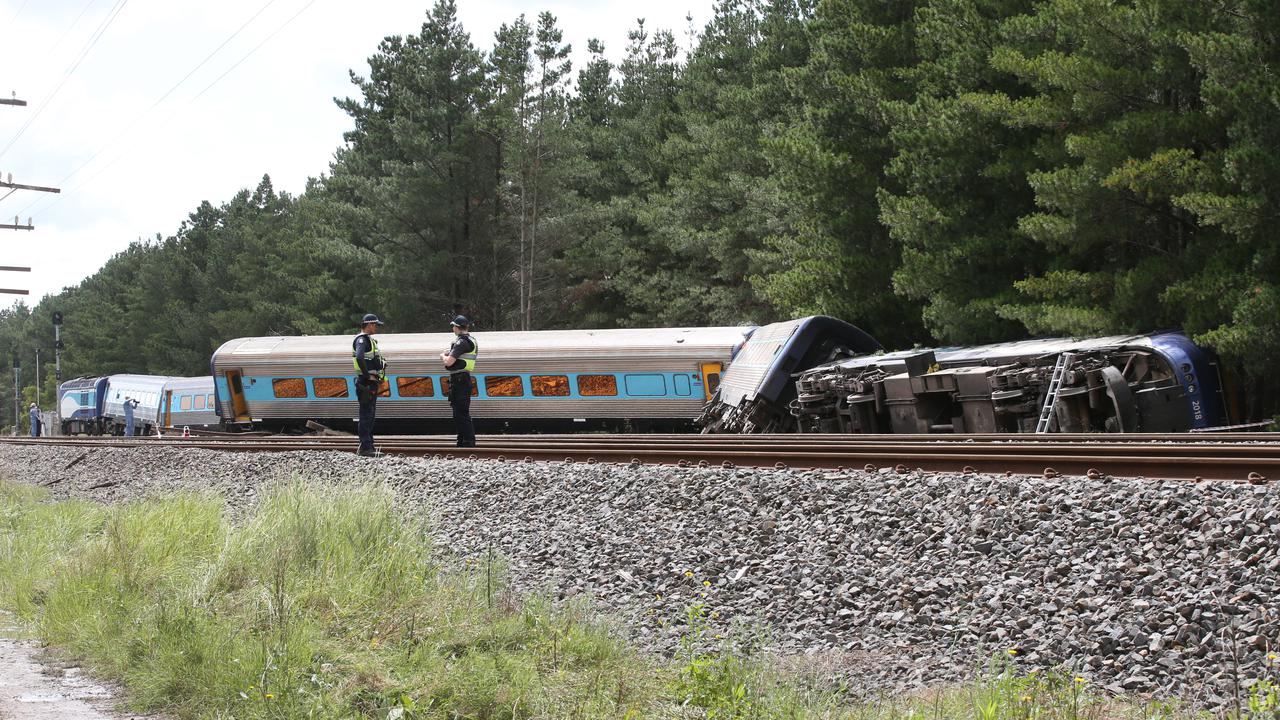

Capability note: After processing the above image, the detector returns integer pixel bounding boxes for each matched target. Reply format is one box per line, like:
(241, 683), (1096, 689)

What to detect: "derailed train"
(697, 318), (1234, 434)
(55, 316), (1236, 436)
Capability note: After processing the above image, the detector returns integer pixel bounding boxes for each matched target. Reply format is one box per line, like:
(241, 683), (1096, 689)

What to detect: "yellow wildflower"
(703, 580), (711, 587)
(1007, 648), (1018, 656)
(684, 570), (694, 578)
(265, 694), (275, 699)
(1074, 676), (1086, 684)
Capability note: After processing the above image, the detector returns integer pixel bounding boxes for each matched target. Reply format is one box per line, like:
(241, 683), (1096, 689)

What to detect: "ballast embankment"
(1, 444), (1276, 707)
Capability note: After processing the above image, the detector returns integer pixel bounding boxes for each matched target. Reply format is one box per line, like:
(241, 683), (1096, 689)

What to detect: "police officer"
(440, 315), (477, 447)
(353, 313), (388, 457)
(28, 403), (40, 437)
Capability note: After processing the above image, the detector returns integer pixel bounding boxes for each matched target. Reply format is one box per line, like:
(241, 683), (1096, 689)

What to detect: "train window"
(207, 394), (215, 408)
(624, 374), (667, 396)
(313, 378), (350, 398)
(485, 376), (524, 397)
(531, 375), (570, 397)
(577, 375), (618, 397)
(674, 375), (692, 396)
(397, 376), (435, 397)
(195, 395), (206, 410)
(706, 373), (721, 393)
(440, 376), (479, 396)
(180, 395), (192, 411)
(272, 378), (307, 398)
(378, 378), (390, 397)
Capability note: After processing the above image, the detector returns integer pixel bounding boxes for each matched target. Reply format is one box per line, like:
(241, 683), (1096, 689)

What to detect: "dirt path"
(0, 612), (139, 720)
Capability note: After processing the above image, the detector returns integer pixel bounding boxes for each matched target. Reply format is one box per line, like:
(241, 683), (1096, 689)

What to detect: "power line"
(149, 0), (283, 111)
(9, 0), (30, 24)
(0, 0), (129, 163)
(191, 0), (320, 102)
(49, 0), (104, 57)
(19, 0), (320, 220)
(18, 0), (284, 204)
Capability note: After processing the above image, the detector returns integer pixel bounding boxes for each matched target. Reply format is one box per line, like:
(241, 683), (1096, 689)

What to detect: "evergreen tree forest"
(2, 0), (1278, 427)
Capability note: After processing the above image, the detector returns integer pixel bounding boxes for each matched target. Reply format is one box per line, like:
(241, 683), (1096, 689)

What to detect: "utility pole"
(11, 355), (18, 436)
(0, 178), (59, 194)
(34, 348), (39, 407)
(1, 94), (61, 295)
(0, 265), (30, 295)
(53, 311), (62, 429)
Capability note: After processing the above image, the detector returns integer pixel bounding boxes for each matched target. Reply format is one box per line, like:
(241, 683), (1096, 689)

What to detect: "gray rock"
(2, 443), (1277, 711)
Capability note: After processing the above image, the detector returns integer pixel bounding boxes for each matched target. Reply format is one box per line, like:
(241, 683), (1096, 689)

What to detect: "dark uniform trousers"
(356, 379), (378, 453)
(449, 372), (475, 447)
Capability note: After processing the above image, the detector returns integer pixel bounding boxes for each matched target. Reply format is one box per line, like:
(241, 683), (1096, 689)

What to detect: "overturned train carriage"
(697, 316), (883, 433)
(789, 333), (1229, 434)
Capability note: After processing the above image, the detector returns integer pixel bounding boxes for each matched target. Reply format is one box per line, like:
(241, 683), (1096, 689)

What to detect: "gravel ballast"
(1, 443), (1277, 707)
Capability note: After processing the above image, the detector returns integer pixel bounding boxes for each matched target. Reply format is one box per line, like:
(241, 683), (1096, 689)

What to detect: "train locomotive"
(210, 326), (753, 432)
(699, 321), (1232, 434)
(57, 376), (109, 434)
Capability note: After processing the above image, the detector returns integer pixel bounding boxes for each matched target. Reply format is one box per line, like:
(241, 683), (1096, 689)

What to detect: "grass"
(0, 477), (1271, 719)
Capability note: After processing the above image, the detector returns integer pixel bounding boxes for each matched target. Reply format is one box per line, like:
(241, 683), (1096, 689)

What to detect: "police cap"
(450, 315), (471, 327)
(360, 313), (385, 326)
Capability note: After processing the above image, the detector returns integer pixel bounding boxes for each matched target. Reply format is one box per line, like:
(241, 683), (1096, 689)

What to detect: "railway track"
(2, 432), (1277, 482)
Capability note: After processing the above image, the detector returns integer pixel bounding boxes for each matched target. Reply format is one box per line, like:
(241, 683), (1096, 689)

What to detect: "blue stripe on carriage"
(235, 372), (706, 402)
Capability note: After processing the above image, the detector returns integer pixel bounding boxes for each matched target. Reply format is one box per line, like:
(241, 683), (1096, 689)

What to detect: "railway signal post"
(10, 355), (18, 436)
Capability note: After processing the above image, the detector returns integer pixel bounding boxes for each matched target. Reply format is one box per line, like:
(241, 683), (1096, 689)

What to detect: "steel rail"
(14, 436), (1280, 458)
(168, 430), (1279, 443)
(2, 435), (1276, 482)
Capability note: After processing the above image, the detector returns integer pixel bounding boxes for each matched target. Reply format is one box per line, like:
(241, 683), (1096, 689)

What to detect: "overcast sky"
(0, 0), (713, 303)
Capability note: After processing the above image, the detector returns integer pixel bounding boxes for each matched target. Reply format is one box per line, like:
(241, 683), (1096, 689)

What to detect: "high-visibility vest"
(451, 335), (477, 374)
(352, 334), (385, 379)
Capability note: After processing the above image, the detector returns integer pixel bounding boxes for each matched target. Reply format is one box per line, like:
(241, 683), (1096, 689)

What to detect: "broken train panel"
(696, 316), (882, 433)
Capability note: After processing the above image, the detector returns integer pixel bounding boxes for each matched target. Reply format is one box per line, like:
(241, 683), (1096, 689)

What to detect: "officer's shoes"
(357, 448), (382, 458)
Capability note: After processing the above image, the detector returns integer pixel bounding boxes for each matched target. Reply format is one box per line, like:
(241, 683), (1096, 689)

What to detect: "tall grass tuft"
(0, 480), (653, 718)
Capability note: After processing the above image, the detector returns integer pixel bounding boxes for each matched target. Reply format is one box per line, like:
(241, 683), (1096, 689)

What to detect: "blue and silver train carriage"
(161, 376), (219, 431)
(57, 376), (109, 434)
(210, 327), (754, 432)
(100, 374), (172, 436)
